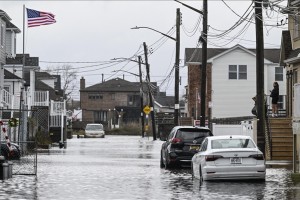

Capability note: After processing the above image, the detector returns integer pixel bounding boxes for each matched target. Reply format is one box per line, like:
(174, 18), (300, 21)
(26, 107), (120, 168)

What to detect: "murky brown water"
(0, 135), (299, 200)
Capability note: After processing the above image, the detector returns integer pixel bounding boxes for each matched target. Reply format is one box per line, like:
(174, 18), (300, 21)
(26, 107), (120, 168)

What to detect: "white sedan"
(191, 135), (266, 181)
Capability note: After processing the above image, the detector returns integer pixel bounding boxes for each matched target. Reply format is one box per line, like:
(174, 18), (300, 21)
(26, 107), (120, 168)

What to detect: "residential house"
(0, 10), (20, 113)
(154, 92), (185, 116)
(80, 77), (161, 128)
(185, 44), (285, 120)
(281, 0), (300, 118)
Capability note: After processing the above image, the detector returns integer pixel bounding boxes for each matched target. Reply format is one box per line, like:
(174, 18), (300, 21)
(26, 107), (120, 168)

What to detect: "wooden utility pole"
(254, 0), (265, 154)
(200, 0), (208, 127)
(174, 8), (180, 126)
(138, 56), (145, 137)
(143, 42), (157, 140)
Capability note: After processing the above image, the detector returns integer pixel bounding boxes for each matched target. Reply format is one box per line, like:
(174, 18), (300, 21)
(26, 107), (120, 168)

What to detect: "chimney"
(80, 77), (85, 90)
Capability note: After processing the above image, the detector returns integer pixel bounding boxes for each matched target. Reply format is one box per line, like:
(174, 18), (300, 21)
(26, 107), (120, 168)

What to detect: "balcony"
(1, 89), (14, 109)
(28, 91), (49, 107)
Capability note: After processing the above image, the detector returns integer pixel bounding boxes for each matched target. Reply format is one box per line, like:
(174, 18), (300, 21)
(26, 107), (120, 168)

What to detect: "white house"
(185, 44), (286, 119)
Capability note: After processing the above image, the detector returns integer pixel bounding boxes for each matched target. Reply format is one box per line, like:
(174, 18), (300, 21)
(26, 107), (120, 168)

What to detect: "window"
(88, 93), (103, 100)
(229, 65), (237, 79)
(94, 111), (107, 122)
(229, 65), (247, 80)
(275, 67), (283, 81)
(200, 139), (208, 151)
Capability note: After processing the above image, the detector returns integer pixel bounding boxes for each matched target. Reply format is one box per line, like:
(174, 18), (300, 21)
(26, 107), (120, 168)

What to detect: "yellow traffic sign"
(143, 105), (151, 114)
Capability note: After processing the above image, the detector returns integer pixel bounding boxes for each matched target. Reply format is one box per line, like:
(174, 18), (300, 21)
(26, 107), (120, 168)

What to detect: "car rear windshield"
(211, 139), (256, 149)
(176, 128), (211, 141)
(86, 124), (103, 130)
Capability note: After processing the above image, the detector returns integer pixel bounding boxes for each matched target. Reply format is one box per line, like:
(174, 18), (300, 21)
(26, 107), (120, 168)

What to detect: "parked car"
(0, 143), (21, 160)
(84, 123), (105, 138)
(160, 126), (212, 169)
(191, 135), (266, 181)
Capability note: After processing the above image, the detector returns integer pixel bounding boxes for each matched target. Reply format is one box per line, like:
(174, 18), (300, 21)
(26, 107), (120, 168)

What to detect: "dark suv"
(160, 126), (212, 169)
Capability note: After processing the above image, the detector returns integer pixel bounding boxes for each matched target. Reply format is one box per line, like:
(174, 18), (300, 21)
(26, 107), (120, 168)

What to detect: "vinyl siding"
(0, 19), (6, 64)
(211, 49), (256, 118)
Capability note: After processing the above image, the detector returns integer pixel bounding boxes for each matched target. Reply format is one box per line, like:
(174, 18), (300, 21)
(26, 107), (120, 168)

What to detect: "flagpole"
(18, 5), (26, 142)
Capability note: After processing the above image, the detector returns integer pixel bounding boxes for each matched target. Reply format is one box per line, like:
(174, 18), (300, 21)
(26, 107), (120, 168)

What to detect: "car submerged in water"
(160, 126), (213, 169)
(191, 135), (266, 181)
(84, 123), (105, 138)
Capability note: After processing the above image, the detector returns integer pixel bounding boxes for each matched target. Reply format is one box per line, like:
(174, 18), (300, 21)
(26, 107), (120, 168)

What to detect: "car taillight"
(205, 155), (223, 161)
(171, 138), (182, 144)
(249, 154), (264, 160)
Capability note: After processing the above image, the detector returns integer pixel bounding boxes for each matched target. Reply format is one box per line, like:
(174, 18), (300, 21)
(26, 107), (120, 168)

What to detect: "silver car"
(84, 123), (105, 138)
(192, 135), (266, 181)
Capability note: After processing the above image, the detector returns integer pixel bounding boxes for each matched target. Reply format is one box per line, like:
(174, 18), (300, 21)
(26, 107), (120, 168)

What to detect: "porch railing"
(1, 89), (14, 109)
(31, 91), (49, 107)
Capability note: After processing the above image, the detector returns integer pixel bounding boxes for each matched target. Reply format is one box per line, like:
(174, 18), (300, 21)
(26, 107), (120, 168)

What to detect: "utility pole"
(254, 0), (265, 154)
(143, 42), (157, 140)
(200, 0), (208, 127)
(174, 8), (180, 126)
(138, 56), (145, 137)
(173, 0), (206, 126)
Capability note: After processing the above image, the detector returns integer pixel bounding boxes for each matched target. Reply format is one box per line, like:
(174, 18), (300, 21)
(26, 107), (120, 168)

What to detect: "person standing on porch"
(270, 81), (279, 117)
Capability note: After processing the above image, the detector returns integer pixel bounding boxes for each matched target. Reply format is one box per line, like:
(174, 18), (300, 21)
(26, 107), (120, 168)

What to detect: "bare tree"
(45, 65), (77, 102)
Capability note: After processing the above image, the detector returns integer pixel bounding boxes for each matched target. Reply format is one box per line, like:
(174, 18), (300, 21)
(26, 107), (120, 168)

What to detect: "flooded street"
(0, 135), (300, 200)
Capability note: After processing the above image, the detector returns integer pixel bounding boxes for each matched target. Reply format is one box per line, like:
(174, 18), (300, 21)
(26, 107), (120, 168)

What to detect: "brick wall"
(187, 63), (212, 119)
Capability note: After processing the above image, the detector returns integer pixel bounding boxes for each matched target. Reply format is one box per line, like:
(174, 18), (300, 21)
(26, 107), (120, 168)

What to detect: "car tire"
(191, 164), (194, 179)
(160, 153), (164, 168)
(199, 166), (204, 183)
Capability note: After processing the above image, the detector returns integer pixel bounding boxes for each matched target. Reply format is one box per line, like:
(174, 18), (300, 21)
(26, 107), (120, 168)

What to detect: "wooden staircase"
(269, 117), (293, 160)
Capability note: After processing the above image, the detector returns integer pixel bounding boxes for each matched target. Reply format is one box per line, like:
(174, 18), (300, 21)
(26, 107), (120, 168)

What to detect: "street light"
(131, 26), (176, 41)
(112, 70), (139, 77)
(131, 8), (180, 126)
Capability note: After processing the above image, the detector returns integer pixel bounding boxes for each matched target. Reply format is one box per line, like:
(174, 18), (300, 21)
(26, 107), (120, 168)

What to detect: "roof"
(185, 45), (280, 64)
(207, 135), (252, 140)
(35, 79), (62, 101)
(82, 78), (157, 93)
(4, 69), (21, 79)
(172, 125), (211, 131)
(6, 21), (21, 33)
(6, 54), (39, 66)
(0, 10), (11, 22)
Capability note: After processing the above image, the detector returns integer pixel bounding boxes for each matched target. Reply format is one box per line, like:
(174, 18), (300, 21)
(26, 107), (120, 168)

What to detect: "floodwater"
(0, 135), (299, 200)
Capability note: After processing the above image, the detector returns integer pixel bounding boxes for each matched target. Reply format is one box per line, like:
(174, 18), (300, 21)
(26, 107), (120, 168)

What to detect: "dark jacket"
(270, 87), (279, 104)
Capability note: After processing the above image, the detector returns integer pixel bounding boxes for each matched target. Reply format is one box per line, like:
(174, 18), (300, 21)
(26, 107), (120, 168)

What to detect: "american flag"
(26, 8), (56, 28)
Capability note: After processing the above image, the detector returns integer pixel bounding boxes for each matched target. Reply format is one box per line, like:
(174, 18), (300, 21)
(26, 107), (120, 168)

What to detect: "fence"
(1, 108), (38, 176)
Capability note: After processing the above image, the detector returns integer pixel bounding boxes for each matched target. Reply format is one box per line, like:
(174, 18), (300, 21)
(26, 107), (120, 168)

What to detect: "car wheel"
(164, 156), (171, 170)
(191, 164), (194, 179)
(160, 153), (164, 168)
(199, 166), (204, 183)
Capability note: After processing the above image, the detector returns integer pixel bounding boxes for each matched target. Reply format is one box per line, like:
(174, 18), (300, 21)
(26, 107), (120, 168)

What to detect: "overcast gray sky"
(2, 1), (287, 100)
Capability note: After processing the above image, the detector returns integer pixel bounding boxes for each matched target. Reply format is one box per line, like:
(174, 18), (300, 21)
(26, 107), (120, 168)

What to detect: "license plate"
(189, 145), (200, 151)
(230, 157), (242, 164)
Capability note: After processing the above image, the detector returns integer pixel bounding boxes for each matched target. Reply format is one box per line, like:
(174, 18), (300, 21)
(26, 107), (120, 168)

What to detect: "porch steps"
(269, 117), (293, 161)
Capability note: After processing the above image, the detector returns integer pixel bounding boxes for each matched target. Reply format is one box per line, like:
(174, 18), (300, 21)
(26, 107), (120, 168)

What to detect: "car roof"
(207, 135), (252, 140)
(86, 123), (103, 125)
(173, 126), (210, 130)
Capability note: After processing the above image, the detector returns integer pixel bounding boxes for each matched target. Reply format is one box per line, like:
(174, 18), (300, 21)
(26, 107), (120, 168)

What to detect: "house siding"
(5, 31), (13, 57)
(212, 49), (256, 118)
(0, 19), (6, 65)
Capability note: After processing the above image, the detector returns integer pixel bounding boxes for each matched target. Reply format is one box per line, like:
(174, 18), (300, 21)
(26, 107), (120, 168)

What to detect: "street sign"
(143, 105), (151, 115)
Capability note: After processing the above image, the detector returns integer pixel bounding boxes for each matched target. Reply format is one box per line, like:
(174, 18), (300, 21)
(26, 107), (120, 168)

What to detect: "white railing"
(32, 91), (49, 107)
(50, 115), (62, 127)
(1, 89), (14, 109)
